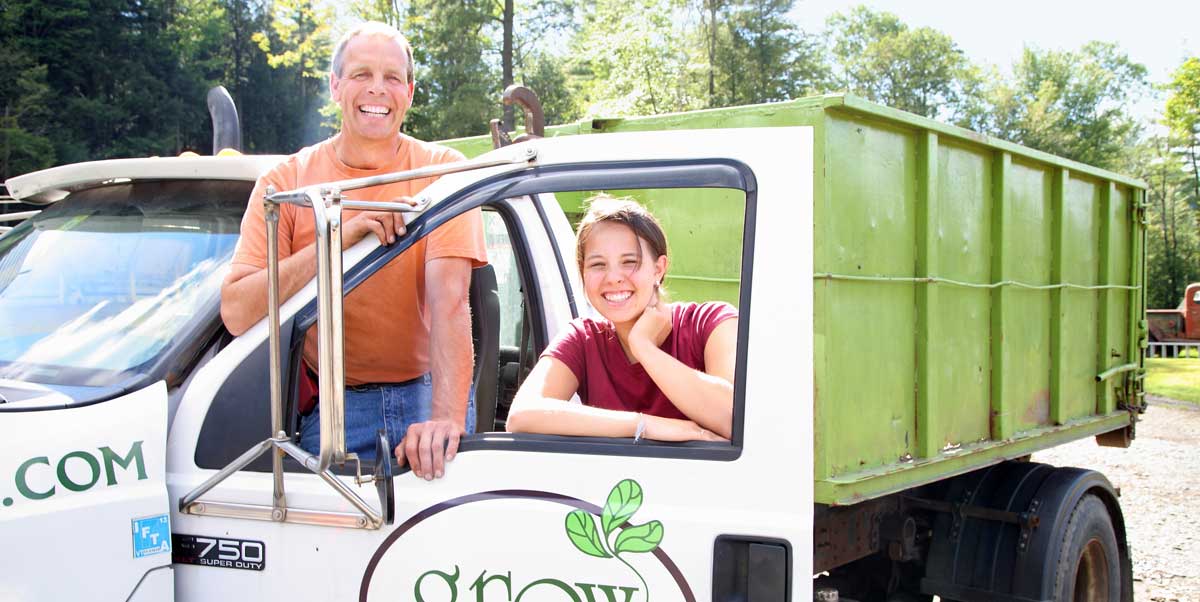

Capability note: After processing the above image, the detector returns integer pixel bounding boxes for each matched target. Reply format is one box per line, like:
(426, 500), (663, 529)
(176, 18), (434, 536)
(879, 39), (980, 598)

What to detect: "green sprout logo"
(564, 479), (663, 601)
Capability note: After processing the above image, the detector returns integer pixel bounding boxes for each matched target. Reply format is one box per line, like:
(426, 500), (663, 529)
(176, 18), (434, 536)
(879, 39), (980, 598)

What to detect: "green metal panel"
(1062, 176), (1102, 421)
(1002, 161), (1054, 432)
(821, 114), (917, 477)
(929, 141), (993, 450)
(438, 94), (1147, 505)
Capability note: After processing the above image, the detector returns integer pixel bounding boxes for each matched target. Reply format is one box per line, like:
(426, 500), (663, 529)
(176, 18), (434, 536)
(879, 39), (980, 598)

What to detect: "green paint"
(515, 579), (583, 602)
(57, 451), (100, 492)
(415, 565), (461, 602)
(574, 583), (638, 602)
(613, 522), (664, 554)
(915, 131), (940, 460)
(816, 413), (1131, 505)
(566, 480), (660, 601)
(1050, 168), (1068, 426)
(565, 510), (610, 559)
(10, 441), (148, 501)
(601, 479), (642, 536)
(470, 570), (512, 602)
(15, 456), (53, 500)
(100, 441), (147, 485)
(428, 567), (640, 602)
(2, 497), (11, 507)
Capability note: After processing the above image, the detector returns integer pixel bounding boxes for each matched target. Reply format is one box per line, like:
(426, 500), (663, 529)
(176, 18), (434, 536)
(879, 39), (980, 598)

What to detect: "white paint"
(0, 382), (171, 601)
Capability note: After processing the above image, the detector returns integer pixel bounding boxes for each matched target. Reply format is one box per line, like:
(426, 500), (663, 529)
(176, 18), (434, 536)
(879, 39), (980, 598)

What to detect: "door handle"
(713, 536), (791, 601)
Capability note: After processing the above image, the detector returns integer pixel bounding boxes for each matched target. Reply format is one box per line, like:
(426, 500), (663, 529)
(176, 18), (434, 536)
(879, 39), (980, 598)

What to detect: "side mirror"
(374, 430), (395, 526)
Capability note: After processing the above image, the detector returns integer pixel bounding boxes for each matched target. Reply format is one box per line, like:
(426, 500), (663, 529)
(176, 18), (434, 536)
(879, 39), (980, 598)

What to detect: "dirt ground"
(1032, 397), (1200, 602)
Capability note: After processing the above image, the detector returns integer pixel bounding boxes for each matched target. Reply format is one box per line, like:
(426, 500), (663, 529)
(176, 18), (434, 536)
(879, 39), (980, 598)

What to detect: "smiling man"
(219, 22), (487, 480)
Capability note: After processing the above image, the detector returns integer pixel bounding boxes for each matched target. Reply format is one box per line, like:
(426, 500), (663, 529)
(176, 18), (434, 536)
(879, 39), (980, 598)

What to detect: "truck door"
(0, 383), (174, 601)
(173, 127), (814, 602)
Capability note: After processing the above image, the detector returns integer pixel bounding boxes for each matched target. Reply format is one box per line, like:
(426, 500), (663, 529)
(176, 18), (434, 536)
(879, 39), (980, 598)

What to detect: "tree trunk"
(501, 0), (514, 133)
(1190, 144), (1200, 239)
(1159, 140), (1179, 305)
(707, 0), (717, 107)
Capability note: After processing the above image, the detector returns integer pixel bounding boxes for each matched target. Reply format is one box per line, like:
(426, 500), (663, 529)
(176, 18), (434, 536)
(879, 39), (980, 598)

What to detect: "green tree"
(570, 0), (699, 116)
(1164, 57), (1200, 218)
(1134, 137), (1200, 308)
(698, 0), (829, 108)
(403, 0), (496, 139)
(966, 42), (1148, 170)
(826, 6), (971, 119)
(0, 10), (55, 179)
(253, 0), (335, 146)
(503, 1), (579, 129)
(346, 0), (576, 139)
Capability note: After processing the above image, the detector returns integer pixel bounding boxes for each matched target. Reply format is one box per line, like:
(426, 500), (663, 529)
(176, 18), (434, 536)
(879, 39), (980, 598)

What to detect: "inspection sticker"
(131, 514), (172, 558)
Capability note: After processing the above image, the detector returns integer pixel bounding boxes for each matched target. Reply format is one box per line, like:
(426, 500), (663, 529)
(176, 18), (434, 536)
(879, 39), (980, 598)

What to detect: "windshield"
(0, 180), (251, 386)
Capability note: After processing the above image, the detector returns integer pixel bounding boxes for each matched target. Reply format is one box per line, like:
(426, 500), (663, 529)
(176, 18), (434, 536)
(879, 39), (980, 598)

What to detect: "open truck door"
(171, 126), (815, 601)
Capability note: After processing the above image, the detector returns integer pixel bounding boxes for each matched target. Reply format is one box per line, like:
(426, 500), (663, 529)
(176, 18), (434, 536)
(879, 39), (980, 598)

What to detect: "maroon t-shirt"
(542, 301), (738, 419)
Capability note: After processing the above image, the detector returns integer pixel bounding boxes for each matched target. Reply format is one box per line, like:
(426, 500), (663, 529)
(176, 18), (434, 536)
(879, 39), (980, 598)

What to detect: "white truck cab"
(1, 128), (812, 601)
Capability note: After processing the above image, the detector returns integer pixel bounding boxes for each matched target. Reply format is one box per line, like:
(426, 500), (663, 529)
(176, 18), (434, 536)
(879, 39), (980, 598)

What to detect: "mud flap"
(0, 382), (173, 601)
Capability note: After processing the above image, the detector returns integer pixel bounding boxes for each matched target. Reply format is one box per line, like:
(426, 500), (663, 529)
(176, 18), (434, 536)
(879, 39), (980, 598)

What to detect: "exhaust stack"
(206, 86), (243, 153)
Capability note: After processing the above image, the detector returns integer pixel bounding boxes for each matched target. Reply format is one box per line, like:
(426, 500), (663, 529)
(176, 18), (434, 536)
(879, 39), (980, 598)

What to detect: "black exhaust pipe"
(206, 86), (243, 153)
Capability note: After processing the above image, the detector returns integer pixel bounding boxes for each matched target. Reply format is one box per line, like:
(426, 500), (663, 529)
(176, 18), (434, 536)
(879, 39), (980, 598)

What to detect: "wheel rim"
(1073, 537), (1111, 601)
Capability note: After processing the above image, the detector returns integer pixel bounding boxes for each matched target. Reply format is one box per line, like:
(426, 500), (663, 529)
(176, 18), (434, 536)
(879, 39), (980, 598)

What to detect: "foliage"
(965, 42), (1148, 170)
(825, 6), (971, 120)
(1142, 56), (1200, 308)
(402, 0), (496, 140)
(0, 36), (55, 179)
(1163, 58), (1200, 220)
(1133, 137), (1200, 309)
(253, 0), (335, 145)
(698, 0), (830, 108)
(569, 0), (700, 116)
(1165, 58), (1200, 145)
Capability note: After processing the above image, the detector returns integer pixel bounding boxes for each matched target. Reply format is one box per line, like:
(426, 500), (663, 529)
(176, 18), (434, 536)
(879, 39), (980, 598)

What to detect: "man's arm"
(221, 246), (318, 336)
(220, 209), (412, 336)
(397, 256), (473, 480)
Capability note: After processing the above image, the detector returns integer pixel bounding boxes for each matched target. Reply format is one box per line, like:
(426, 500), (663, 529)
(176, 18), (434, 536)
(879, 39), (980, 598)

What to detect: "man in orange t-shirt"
(220, 22), (486, 480)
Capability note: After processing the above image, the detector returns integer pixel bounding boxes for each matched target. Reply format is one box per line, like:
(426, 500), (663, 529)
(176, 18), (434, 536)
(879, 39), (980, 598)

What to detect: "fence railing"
(1147, 341), (1200, 359)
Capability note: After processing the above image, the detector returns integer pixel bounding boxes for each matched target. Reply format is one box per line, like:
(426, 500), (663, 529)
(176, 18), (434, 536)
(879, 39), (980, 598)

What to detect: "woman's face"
(580, 221), (667, 325)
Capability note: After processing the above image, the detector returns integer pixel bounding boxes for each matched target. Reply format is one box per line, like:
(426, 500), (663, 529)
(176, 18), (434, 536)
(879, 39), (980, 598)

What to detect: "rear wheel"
(1053, 494), (1122, 602)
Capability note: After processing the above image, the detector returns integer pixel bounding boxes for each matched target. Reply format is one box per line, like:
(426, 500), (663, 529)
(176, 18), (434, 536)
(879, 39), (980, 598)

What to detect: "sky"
(788, 0), (1199, 124)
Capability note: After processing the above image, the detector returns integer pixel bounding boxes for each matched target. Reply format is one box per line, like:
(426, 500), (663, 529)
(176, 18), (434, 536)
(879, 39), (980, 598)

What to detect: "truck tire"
(921, 463), (1132, 602)
(1053, 494), (1122, 602)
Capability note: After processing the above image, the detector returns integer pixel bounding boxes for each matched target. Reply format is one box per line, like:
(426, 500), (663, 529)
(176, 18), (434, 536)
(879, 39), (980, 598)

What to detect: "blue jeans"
(298, 373), (476, 462)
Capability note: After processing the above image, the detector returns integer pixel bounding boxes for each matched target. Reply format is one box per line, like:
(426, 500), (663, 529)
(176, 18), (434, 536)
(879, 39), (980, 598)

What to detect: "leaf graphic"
(565, 510), (611, 558)
(613, 520), (664, 554)
(601, 479), (643, 536)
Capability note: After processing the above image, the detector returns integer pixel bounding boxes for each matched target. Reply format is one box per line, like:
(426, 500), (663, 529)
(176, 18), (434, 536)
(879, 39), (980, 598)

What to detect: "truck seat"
(469, 264), (500, 432)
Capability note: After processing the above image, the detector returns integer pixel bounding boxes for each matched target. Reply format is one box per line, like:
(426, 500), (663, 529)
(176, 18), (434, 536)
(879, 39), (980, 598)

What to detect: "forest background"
(1, 0), (1198, 308)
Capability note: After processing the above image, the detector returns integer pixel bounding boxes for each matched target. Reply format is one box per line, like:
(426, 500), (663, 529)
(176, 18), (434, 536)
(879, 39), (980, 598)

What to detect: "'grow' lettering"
(415, 566), (638, 602)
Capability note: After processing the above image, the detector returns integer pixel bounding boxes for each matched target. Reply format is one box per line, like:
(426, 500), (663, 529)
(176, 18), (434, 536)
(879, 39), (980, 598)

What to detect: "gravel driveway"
(1033, 397), (1200, 602)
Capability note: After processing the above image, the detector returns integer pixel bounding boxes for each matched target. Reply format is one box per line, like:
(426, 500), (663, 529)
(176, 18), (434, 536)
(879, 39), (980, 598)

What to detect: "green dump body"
(443, 94), (1149, 505)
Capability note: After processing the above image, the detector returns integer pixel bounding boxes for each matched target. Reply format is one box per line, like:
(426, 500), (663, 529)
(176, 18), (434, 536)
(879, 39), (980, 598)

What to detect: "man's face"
(330, 34), (415, 143)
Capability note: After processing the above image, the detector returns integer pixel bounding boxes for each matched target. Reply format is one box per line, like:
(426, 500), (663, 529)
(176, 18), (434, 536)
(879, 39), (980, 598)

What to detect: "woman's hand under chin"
(628, 287), (672, 359)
